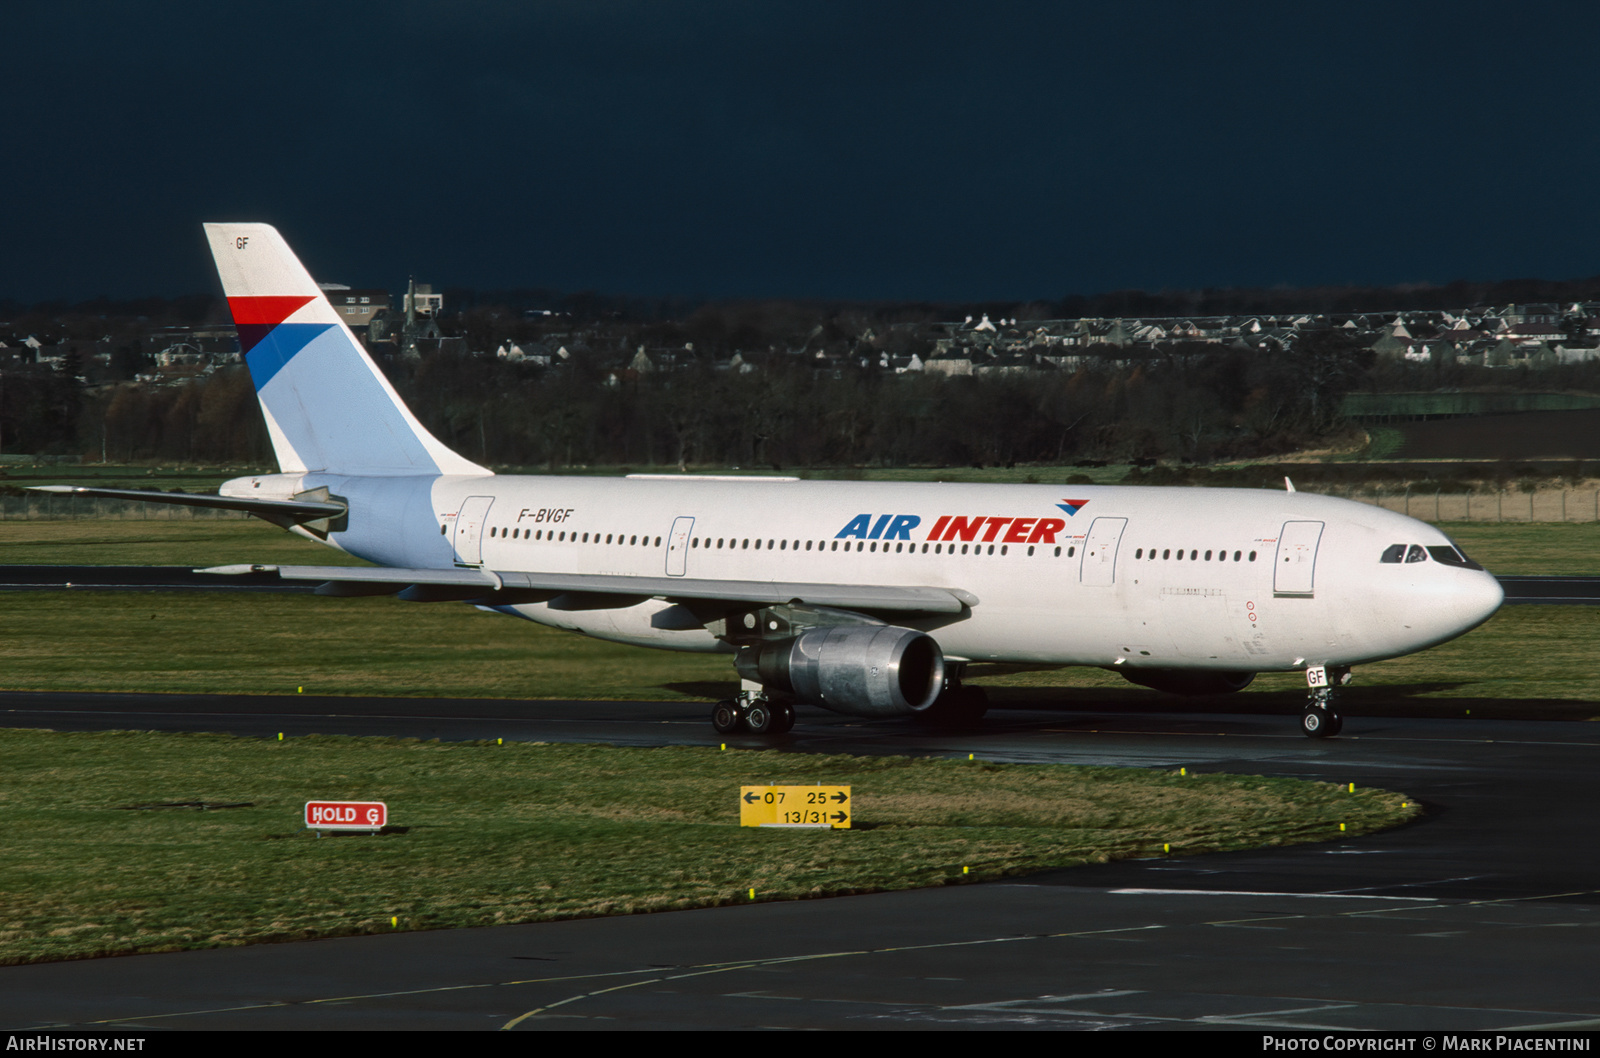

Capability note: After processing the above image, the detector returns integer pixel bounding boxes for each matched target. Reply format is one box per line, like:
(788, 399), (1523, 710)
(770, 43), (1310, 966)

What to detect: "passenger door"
(1079, 516), (1128, 586)
(1274, 520), (1324, 596)
(452, 495), (495, 567)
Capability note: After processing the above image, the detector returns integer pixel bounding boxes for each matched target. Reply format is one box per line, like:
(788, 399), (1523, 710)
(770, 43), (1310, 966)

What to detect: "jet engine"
(1118, 668), (1256, 696)
(735, 625), (945, 717)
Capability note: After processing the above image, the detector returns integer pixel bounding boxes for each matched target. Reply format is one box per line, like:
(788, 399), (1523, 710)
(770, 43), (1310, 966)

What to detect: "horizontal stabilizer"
(199, 564), (977, 614)
(31, 486), (346, 526)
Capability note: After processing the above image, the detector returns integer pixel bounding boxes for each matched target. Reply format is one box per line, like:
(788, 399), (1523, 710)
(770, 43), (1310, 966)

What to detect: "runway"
(3, 694), (1600, 1030)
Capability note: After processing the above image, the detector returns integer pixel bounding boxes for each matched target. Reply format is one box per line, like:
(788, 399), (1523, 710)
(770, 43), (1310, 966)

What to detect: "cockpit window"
(1427, 545), (1485, 570)
(1405, 544), (1428, 563)
(1380, 544), (1405, 563)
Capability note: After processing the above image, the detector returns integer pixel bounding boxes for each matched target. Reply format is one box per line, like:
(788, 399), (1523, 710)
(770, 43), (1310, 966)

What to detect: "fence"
(1350, 489), (1600, 523)
(5, 488), (1600, 524)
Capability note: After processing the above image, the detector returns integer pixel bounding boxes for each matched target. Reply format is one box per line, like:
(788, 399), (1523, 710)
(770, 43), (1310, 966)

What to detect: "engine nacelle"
(735, 625), (945, 717)
(1119, 668), (1256, 696)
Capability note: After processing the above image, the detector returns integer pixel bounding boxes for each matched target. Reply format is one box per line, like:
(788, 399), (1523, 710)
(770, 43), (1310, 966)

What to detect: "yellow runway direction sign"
(740, 786), (851, 828)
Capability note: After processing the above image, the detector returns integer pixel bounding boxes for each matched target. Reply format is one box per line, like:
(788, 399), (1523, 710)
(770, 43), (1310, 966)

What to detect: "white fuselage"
(245, 473), (1504, 675)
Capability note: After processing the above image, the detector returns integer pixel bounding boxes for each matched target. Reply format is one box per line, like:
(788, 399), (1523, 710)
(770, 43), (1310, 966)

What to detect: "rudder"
(204, 223), (486, 477)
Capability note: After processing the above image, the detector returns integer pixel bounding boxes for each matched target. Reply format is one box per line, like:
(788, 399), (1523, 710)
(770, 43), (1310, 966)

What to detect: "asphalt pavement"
(3, 694), (1599, 1030)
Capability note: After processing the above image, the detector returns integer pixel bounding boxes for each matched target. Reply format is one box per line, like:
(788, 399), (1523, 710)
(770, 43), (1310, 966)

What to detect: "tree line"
(0, 331), (1376, 469)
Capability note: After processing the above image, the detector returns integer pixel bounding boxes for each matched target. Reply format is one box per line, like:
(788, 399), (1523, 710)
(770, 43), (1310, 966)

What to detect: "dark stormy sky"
(7, 1), (1600, 304)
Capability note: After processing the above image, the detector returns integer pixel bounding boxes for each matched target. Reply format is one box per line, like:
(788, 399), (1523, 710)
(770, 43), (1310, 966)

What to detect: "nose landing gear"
(1301, 665), (1351, 738)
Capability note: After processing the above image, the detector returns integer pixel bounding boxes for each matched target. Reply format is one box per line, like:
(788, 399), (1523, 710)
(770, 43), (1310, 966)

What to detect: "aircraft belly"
(505, 599), (730, 654)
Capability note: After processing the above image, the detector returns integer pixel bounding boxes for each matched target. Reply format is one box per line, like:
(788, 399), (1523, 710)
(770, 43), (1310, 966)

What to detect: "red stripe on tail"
(227, 295), (317, 326)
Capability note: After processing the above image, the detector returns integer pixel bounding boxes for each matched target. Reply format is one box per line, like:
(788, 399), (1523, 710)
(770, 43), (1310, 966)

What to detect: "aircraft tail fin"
(204, 223), (487, 477)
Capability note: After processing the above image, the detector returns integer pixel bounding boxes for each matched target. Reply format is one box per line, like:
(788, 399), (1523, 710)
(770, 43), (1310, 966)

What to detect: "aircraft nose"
(1392, 568), (1503, 653)
(1458, 570), (1505, 631)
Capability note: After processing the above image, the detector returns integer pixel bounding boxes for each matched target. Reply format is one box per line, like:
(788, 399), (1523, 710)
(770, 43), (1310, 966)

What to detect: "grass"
(0, 728), (1417, 966)
(2, 461), (1142, 491)
(0, 519), (368, 567)
(0, 463), (266, 494)
(0, 591), (730, 699)
(971, 605), (1600, 719)
(1360, 427), (1406, 461)
(1440, 522), (1600, 575)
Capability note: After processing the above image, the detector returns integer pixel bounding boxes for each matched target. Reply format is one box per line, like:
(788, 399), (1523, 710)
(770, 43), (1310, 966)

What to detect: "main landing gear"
(1301, 665), (1351, 739)
(711, 690), (795, 736)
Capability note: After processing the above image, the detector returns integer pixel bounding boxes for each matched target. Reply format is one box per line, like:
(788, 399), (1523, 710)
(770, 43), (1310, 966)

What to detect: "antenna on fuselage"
(1284, 477), (1296, 492)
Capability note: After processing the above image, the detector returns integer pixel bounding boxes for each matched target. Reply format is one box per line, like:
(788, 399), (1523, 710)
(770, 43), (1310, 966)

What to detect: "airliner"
(38, 224), (1505, 738)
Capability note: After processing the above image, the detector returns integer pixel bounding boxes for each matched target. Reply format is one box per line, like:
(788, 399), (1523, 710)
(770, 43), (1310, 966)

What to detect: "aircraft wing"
(29, 486), (345, 527)
(199, 564), (977, 614)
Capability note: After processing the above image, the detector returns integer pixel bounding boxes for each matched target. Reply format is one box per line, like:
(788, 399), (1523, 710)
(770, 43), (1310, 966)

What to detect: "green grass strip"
(0, 729), (1417, 966)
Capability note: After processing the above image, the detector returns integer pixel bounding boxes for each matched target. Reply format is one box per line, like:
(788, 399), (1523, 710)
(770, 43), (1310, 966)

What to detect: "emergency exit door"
(666, 516), (695, 576)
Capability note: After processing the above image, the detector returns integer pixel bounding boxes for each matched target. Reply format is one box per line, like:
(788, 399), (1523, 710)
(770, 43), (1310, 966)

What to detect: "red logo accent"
(227, 295), (316, 326)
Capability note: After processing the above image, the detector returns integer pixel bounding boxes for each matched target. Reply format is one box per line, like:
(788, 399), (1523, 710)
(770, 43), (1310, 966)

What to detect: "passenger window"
(1405, 544), (1428, 563)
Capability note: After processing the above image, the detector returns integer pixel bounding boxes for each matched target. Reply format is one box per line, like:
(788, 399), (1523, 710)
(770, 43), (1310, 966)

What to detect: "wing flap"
(200, 565), (976, 613)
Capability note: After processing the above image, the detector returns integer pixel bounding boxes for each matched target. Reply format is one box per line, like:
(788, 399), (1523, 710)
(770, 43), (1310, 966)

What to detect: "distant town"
(6, 279), (1600, 470)
(9, 284), (1600, 382)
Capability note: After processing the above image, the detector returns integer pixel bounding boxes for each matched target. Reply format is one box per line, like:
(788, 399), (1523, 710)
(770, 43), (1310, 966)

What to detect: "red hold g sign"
(305, 801), (387, 830)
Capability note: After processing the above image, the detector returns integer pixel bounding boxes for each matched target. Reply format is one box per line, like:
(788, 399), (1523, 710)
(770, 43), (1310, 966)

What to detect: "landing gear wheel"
(1301, 707), (1341, 739)
(711, 700), (744, 734)
(744, 701), (774, 734)
(771, 701), (795, 734)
